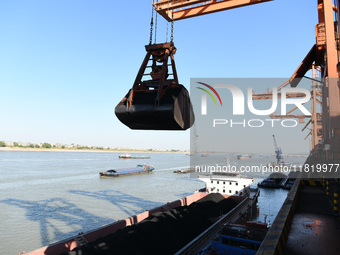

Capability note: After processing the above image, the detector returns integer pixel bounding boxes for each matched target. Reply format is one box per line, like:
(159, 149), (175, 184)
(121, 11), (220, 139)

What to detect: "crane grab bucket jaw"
(115, 42), (195, 130)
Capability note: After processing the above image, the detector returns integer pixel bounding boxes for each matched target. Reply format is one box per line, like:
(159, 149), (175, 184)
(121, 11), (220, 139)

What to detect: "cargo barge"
(173, 167), (194, 173)
(118, 153), (150, 159)
(99, 164), (154, 177)
(25, 190), (259, 255)
(237, 154), (250, 160)
(257, 172), (286, 189)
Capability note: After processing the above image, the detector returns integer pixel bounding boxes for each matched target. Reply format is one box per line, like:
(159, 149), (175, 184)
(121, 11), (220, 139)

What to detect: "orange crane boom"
(153, 0), (273, 21)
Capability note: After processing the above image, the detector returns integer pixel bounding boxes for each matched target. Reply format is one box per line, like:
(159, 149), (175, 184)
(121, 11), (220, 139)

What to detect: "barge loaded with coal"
(118, 153), (150, 159)
(99, 164), (154, 177)
(25, 187), (260, 255)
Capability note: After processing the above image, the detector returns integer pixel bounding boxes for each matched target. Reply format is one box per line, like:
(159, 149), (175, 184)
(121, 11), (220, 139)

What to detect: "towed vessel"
(280, 171), (300, 190)
(118, 153), (150, 159)
(237, 154), (250, 160)
(173, 167), (194, 174)
(99, 164), (154, 177)
(257, 172), (286, 188)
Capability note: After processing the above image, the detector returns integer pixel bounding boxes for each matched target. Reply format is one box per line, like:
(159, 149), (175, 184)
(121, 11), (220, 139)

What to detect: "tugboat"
(99, 164), (154, 177)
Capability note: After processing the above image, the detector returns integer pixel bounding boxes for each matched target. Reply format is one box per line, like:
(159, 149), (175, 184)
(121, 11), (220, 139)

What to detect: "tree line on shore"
(0, 141), (106, 150)
(0, 141), (182, 152)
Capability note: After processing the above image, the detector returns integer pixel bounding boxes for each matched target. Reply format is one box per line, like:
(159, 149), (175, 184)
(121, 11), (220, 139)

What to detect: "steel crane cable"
(166, 0), (169, 42)
(170, 0), (174, 42)
(154, 5), (158, 44)
(149, 0), (154, 45)
(166, 0), (175, 42)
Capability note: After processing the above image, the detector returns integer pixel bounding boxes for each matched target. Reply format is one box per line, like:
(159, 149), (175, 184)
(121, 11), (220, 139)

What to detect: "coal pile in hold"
(63, 193), (238, 255)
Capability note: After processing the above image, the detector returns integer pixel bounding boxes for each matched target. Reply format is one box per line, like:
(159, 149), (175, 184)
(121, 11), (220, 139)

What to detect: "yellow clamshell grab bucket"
(115, 42), (194, 130)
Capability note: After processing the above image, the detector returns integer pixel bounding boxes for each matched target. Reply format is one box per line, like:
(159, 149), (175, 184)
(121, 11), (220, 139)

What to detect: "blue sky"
(0, 0), (317, 152)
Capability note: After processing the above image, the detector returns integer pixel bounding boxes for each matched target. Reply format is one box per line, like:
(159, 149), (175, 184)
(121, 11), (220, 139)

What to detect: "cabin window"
(229, 182), (232, 185)
(240, 192), (243, 195)
(243, 185), (246, 188)
(217, 181), (219, 184)
(217, 189), (219, 192)
(236, 183), (238, 186)
(211, 180), (213, 184)
(223, 189), (225, 193)
(229, 190), (232, 193)
(223, 181), (225, 185)
(236, 191), (239, 194)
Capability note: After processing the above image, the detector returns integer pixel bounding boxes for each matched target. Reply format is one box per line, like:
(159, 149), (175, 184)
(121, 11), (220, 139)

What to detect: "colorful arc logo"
(196, 82), (222, 106)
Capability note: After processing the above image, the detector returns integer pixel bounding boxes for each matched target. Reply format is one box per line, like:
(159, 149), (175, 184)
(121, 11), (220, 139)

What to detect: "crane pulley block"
(115, 42), (195, 130)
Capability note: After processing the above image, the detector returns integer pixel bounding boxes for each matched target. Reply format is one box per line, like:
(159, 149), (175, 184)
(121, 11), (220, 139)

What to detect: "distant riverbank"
(0, 147), (187, 153)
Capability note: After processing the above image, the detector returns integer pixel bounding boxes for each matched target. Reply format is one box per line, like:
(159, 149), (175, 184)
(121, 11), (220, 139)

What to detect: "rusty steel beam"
(154, 0), (210, 12)
(311, 64), (322, 156)
(302, 119), (312, 131)
(154, 0), (273, 21)
(304, 132), (311, 140)
(252, 92), (309, 100)
(323, 1), (338, 78)
(286, 106), (300, 116)
(269, 115), (311, 119)
(289, 44), (317, 87)
(252, 80), (311, 100)
(276, 80), (290, 91)
(321, 0), (340, 159)
(270, 114), (311, 121)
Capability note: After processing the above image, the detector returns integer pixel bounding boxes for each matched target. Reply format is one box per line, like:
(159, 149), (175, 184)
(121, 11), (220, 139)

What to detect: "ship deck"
(283, 185), (340, 255)
(257, 170), (340, 255)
